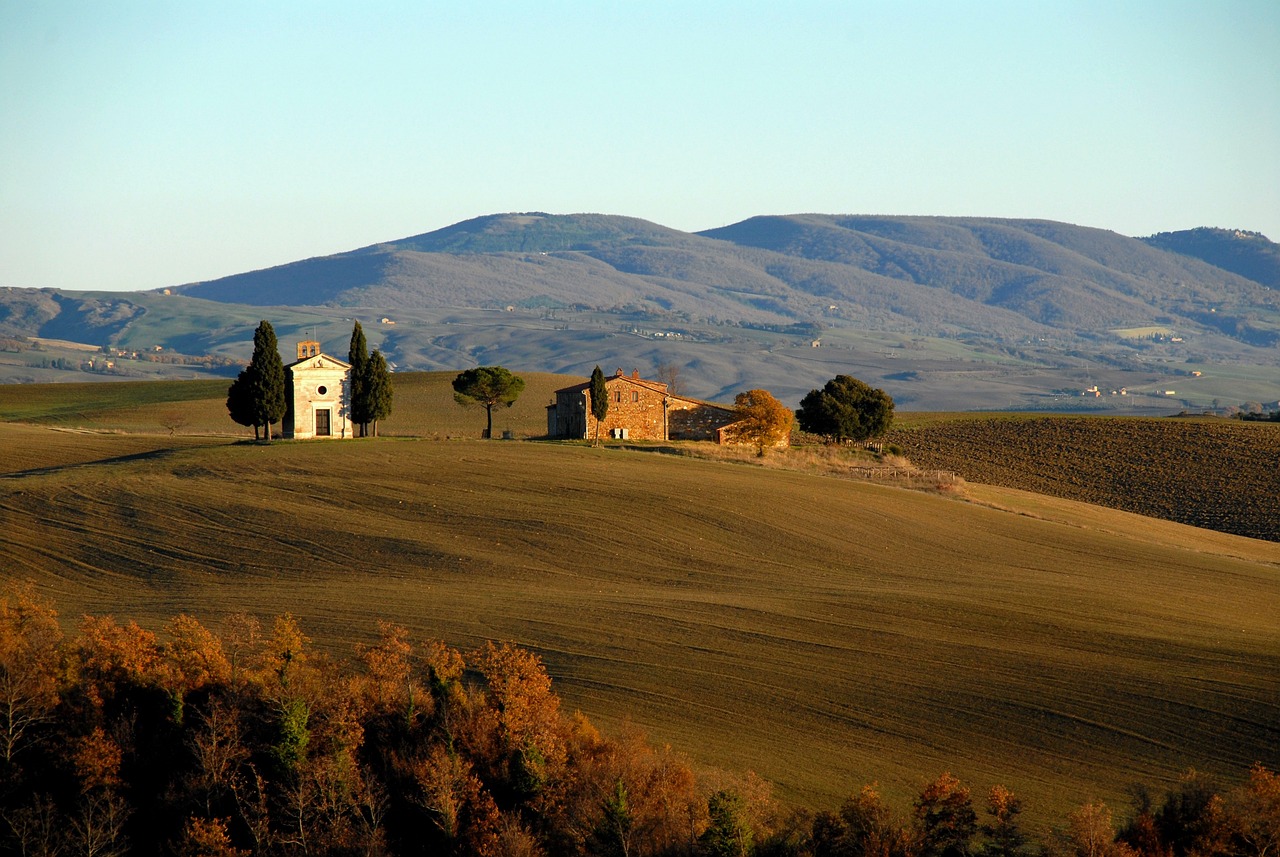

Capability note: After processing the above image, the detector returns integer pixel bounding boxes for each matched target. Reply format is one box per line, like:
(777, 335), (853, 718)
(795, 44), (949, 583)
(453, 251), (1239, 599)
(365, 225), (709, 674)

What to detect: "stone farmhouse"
(282, 340), (353, 440)
(546, 368), (739, 442)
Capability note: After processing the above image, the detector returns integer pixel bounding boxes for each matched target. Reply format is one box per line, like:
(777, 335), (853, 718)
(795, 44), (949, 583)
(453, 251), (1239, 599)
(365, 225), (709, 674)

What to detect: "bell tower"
(296, 340), (321, 360)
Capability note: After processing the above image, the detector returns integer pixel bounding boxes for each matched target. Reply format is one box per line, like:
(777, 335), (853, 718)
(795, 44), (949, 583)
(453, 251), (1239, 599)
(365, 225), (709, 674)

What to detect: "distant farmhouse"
(547, 368), (741, 442)
(283, 340), (353, 439)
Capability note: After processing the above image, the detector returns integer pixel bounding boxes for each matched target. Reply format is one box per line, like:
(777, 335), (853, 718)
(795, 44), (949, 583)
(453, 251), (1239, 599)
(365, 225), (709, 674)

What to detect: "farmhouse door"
(316, 409), (331, 437)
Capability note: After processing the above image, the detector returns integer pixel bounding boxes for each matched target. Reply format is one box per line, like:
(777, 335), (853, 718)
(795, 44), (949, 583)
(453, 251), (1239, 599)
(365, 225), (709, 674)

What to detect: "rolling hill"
(1, 414), (1277, 829)
(174, 212), (1277, 340)
(1142, 227), (1280, 289)
(2, 213), (1278, 411)
(3, 372), (1277, 543)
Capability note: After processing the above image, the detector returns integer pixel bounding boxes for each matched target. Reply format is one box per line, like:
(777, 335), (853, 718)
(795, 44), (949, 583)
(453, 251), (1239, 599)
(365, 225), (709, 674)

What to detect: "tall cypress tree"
(348, 321), (370, 437)
(245, 320), (286, 441)
(362, 350), (394, 437)
(226, 370), (258, 439)
(589, 365), (608, 446)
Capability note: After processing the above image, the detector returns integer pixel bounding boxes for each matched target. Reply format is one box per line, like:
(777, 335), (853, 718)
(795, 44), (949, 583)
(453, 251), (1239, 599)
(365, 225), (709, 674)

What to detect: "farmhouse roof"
(554, 368), (669, 396)
(553, 369), (735, 413)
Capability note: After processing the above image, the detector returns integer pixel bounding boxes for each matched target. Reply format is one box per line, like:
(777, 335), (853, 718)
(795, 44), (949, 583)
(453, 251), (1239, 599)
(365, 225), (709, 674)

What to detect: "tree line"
(1, 586), (1274, 857)
(226, 321), (393, 441)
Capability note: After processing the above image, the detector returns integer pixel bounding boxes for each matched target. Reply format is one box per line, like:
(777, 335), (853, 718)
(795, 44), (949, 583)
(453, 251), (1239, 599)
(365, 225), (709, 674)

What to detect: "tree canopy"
(727, 388), (793, 456)
(452, 366), (525, 438)
(796, 374), (894, 442)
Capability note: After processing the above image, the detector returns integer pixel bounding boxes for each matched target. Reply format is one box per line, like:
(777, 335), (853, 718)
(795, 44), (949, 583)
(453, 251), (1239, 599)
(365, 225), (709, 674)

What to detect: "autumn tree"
(159, 614), (231, 721)
(1065, 801), (1134, 857)
(466, 641), (565, 801)
(452, 366), (525, 439)
(1153, 771), (1233, 857)
(76, 614), (163, 711)
(354, 621), (426, 725)
(589, 365), (608, 447)
(981, 785), (1028, 857)
(176, 816), (249, 857)
(797, 374), (894, 443)
(69, 727), (131, 857)
(915, 773), (977, 857)
(726, 388), (793, 455)
(0, 583), (65, 766)
(1234, 763), (1280, 857)
(811, 782), (915, 857)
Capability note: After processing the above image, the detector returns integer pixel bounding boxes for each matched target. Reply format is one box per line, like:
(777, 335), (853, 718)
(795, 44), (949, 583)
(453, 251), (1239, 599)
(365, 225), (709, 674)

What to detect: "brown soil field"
(2, 428), (1277, 831)
(887, 416), (1280, 542)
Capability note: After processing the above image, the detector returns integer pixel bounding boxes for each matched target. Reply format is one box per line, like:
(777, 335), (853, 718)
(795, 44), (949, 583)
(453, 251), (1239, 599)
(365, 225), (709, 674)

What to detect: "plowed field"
(887, 416), (1280, 542)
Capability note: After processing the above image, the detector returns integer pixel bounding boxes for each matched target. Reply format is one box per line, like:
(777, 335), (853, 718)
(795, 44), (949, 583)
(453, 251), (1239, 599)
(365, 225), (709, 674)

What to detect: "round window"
(317, 385), (327, 395)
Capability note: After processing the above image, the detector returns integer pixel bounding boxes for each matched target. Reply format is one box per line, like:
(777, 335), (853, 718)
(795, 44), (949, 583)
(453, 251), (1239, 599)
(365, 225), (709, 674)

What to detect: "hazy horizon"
(3, 1), (1277, 292)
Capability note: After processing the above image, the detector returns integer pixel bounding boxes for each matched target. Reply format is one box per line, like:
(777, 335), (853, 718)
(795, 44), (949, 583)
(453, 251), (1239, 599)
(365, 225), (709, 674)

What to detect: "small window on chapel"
(317, 385), (327, 396)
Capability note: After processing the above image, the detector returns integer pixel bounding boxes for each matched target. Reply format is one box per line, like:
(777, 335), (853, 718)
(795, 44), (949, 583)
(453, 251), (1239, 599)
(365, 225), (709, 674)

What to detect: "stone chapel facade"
(283, 340), (353, 440)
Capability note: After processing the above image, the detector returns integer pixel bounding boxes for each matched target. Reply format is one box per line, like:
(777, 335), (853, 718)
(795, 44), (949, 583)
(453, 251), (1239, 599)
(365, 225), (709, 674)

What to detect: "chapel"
(282, 340), (353, 439)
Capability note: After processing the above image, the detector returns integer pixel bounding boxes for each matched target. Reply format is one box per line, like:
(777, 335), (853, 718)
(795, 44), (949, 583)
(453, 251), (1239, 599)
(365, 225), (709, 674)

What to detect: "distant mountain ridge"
(1140, 227), (1280, 288)
(3, 212), (1278, 411)
(174, 212), (1277, 341)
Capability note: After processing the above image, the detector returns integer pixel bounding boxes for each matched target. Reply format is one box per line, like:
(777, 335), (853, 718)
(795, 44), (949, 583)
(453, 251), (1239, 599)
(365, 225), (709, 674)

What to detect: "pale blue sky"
(2, 1), (1277, 292)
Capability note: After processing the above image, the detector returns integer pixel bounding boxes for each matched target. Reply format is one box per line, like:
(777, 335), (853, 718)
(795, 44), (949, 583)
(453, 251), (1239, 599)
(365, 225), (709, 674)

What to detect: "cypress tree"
(246, 320), (287, 441)
(348, 321), (370, 437)
(226, 370), (258, 439)
(589, 365), (608, 446)
(362, 350), (394, 437)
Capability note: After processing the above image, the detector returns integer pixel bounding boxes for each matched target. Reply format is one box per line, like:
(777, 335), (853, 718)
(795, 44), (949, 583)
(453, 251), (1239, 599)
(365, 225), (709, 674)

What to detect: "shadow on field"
(1, 446), (192, 480)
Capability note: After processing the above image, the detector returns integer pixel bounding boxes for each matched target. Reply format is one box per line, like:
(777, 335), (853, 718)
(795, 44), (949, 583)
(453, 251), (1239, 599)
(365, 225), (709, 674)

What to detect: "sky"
(2, 1), (1278, 293)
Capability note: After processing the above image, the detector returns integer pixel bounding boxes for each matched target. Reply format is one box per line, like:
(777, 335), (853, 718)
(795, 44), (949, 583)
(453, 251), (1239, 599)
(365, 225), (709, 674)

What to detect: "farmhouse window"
(615, 390), (622, 403)
(632, 391), (639, 402)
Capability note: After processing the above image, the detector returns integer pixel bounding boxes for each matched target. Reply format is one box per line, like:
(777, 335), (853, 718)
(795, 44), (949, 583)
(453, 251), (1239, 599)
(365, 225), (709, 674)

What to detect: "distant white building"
(283, 340), (353, 439)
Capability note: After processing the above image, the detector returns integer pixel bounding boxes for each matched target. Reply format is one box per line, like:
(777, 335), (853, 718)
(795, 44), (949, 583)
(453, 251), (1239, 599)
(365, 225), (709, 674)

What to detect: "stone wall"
(594, 379), (670, 440)
(668, 400), (736, 441)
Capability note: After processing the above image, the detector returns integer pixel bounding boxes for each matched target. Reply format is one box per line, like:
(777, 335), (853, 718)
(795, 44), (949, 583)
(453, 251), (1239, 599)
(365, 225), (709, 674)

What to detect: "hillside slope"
(172, 212), (1277, 341)
(4, 212), (1278, 411)
(887, 415), (1280, 542)
(1142, 227), (1280, 288)
(5, 375), (1276, 544)
(1, 430), (1277, 825)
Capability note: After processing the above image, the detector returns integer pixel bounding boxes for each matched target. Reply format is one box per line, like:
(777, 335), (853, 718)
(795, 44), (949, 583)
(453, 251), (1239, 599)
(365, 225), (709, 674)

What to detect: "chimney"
(632, 369), (640, 379)
(615, 368), (624, 377)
